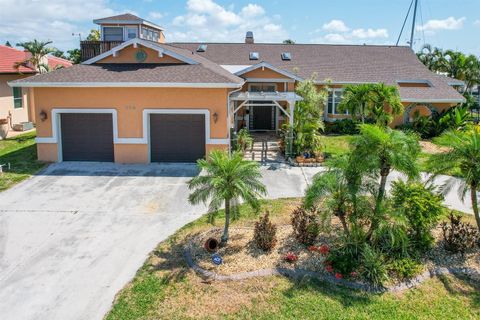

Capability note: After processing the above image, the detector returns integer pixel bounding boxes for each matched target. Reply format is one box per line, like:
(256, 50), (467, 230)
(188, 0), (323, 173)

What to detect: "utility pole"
(409, 0), (419, 48)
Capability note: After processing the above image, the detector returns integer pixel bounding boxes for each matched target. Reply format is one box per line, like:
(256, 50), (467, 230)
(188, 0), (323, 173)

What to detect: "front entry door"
(249, 104), (276, 131)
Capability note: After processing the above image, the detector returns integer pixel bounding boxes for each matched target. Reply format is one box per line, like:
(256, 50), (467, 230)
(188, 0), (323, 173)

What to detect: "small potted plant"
(0, 118), (9, 140)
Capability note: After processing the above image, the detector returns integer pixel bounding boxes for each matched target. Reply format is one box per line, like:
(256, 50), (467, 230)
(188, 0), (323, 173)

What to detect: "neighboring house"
(0, 45), (72, 127)
(9, 13), (464, 163)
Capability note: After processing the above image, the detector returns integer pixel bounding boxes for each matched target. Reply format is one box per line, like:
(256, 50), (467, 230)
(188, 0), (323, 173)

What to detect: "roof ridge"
(169, 42), (411, 48)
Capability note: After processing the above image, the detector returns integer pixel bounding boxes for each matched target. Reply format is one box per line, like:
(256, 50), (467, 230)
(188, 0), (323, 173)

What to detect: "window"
(141, 28), (148, 39)
(249, 52), (259, 60)
(13, 87), (22, 109)
(249, 83), (276, 92)
(281, 52), (291, 60)
(126, 27), (138, 39)
(153, 32), (159, 42)
(327, 90), (347, 115)
(103, 27), (123, 41)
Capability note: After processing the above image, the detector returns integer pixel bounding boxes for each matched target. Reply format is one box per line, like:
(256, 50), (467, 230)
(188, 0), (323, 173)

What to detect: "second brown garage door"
(150, 114), (206, 162)
(60, 113), (114, 162)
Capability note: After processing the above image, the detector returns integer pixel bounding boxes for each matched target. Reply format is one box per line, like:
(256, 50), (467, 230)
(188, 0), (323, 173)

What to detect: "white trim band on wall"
(35, 108), (229, 145)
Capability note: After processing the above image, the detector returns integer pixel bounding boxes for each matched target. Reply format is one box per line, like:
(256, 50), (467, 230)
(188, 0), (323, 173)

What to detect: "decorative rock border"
(184, 232), (480, 293)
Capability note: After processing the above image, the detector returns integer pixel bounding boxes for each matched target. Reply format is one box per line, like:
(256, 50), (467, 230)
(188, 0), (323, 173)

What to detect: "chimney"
(245, 31), (254, 44)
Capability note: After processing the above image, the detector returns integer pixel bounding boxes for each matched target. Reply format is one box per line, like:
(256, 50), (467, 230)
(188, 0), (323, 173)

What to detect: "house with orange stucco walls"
(8, 13), (465, 163)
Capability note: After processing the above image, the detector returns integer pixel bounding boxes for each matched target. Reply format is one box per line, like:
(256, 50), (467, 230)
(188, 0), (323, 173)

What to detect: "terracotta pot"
(296, 156), (305, 163)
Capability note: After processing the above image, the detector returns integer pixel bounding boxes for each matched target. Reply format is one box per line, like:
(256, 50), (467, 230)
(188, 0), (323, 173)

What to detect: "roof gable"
(234, 62), (302, 81)
(95, 45), (184, 64)
(83, 38), (198, 65)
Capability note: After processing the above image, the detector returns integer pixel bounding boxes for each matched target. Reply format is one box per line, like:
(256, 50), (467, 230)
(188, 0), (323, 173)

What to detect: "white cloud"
(322, 20), (349, 32)
(417, 16), (466, 32)
(0, 0), (116, 50)
(148, 11), (165, 20)
(351, 28), (388, 39)
(168, 0), (288, 43)
(324, 33), (347, 43)
(474, 20), (480, 26)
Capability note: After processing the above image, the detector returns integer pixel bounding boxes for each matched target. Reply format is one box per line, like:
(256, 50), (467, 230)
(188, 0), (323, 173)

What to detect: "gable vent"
(196, 44), (207, 52)
(249, 52), (259, 60)
(281, 52), (291, 60)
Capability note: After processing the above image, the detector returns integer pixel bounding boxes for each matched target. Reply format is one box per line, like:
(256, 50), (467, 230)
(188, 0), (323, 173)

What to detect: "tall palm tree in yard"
(352, 124), (421, 237)
(188, 150), (267, 245)
(15, 40), (54, 73)
(427, 129), (480, 230)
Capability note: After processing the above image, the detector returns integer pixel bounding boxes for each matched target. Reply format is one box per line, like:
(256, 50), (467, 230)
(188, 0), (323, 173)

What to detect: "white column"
(288, 100), (294, 127)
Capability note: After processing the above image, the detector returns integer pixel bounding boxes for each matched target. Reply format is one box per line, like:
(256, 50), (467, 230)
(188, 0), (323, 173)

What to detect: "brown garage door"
(60, 113), (114, 162)
(150, 114), (205, 162)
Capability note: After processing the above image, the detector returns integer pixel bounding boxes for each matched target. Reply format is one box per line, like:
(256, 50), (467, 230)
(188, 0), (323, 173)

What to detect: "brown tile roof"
(10, 41), (243, 86)
(171, 43), (464, 102)
(94, 13), (143, 22)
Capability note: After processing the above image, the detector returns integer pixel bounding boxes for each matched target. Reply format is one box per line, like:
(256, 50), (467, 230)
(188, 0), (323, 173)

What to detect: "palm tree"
(15, 40), (54, 73)
(338, 84), (372, 123)
(417, 44), (445, 72)
(369, 84), (404, 126)
(304, 155), (375, 236)
(352, 124), (421, 236)
(188, 150), (267, 245)
(427, 129), (480, 230)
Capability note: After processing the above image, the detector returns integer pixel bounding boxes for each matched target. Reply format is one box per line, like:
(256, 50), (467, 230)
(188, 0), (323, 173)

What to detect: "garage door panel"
(150, 114), (205, 163)
(61, 113), (114, 162)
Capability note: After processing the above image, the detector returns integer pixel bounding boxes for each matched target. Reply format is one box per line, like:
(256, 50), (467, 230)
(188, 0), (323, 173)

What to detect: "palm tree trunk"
(338, 214), (350, 237)
(368, 166), (389, 240)
(221, 198), (231, 246)
(471, 183), (480, 231)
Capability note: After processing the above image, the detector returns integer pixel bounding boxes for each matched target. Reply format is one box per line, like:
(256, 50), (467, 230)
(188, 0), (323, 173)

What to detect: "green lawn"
(322, 134), (354, 159)
(106, 198), (480, 320)
(0, 131), (46, 191)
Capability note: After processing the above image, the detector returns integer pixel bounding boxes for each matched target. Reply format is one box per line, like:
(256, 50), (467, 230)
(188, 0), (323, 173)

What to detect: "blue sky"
(1, 0), (479, 55)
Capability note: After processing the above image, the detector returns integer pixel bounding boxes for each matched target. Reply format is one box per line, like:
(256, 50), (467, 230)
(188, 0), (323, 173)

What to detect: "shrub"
(325, 119), (359, 135)
(361, 244), (388, 286)
(235, 128), (253, 152)
(327, 247), (360, 275)
(388, 257), (423, 280)
(441, 213), (480, 253)
(391, 181), (444, 252)
(372, 222), (411, 259)
(253, 212), (277, 251)
(291, 207), (320, 245)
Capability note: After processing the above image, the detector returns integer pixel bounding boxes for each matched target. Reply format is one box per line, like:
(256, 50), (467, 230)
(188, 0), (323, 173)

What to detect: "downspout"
(227, 84), (244, 155)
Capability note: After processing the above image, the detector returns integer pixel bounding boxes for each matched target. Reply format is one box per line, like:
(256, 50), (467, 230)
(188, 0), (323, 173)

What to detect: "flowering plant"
(318, 244), (330, 255)
(307, 245), (317, 252)
(284, 252), (298, 263)
(325, 265), (334, 273)
(335, 272), (343, 279)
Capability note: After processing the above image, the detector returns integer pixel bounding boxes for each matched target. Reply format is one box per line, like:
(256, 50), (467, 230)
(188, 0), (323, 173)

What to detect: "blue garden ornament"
(211, 253), (223, 265)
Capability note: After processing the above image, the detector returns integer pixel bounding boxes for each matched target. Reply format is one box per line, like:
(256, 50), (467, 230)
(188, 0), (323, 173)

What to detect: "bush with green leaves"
(291, 207), (320, 245)
(253, 212), (277, 251)
(372, 222), (411, 259)
(327, 226), (366, 275)
(441, 213), (480, 253)
(324, 119), (359, 135)
(361, 244), (388, 286)
(235, 128), (253, 153)
(391, 181), (444, 251)
(388, 257), (423, 280)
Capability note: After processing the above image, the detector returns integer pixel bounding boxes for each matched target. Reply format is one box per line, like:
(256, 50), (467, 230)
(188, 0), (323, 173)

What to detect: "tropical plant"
(388, 257), (423, 280)
(67, 49), (82, 64)
(304, 155), (374, 236)
(50, 48), (67, 59)
(253, 212), (277, 251)
(372, 222), (411, 259)
(86, 29), (101, 41)
(391, 181), (444, 250)
(292, 77), (328, 155)
(337, 83), (403, 126)
(235, 128), (253, 153)
(441, 213), (480, 253)
(291, 207), (320, 245)
(15, 40), (54, 73)
(188, 150), (266, 245)
(361, 244), (388, 286)
(427, 129), (480, 230)
(417, 44), (445, 72)
(352, 124), (421, 237)
(282, 39), (295, 44)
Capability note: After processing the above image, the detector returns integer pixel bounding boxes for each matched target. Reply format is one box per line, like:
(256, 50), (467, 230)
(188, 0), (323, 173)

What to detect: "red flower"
(319, 245), (330, 255)
(285, 252), (298, 263)
(325, 265), (334, 273)
(335, 273), (343, 279)
(325, 260), (332, 266)
(350, 271), (358, 278)
(307, 246), (317, 252)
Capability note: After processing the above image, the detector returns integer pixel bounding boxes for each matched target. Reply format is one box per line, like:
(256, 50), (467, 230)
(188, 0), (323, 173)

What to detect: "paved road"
(0, 162), (476, 320)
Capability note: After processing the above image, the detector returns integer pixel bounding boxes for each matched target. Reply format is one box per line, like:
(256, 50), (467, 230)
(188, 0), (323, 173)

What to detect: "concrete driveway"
(0, 162), (205, 320)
